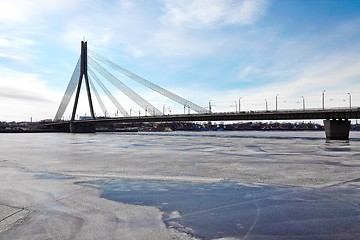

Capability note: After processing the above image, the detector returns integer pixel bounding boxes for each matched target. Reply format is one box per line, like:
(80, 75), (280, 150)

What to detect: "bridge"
(51, 41), (360, 140)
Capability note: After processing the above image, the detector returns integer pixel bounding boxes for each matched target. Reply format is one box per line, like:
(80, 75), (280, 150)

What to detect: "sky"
(1, 0), (360, 121)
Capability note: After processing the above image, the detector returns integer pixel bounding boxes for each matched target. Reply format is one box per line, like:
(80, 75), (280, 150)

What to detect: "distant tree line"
(1, 120), (360, 132)
(98, 121), (326, 132)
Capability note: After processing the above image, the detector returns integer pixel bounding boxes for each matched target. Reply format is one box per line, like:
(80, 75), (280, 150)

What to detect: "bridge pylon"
(71, 41), (95, 122)
(68, 41), (96, 133)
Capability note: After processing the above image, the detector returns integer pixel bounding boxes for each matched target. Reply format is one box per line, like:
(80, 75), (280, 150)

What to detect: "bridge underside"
(69, 122), (96, 133)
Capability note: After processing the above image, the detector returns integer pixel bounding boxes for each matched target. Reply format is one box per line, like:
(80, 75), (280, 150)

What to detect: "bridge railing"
(51, 106), (359, 123)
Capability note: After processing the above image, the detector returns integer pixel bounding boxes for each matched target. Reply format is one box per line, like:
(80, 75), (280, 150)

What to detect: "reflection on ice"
(34, 172), (74, 180)
(92, 179), (360, 240)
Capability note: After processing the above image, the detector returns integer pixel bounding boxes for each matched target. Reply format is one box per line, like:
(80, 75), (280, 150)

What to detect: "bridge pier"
(323, 119), (350, 140)
(70, 122), (96, 133)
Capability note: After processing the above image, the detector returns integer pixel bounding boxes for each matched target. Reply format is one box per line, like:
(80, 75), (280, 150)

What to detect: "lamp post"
(322, 90), (326, 110)
(239, 98), (242, 112)
(264, 99), (268, 111)
(209, 100), (212, 113)
(275, 94), (279, 111)
(301, 96), (305, 111)
(348, 93), (352, 110)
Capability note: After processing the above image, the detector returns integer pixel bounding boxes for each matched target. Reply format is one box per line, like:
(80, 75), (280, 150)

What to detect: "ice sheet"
(1, 131), (360, 239)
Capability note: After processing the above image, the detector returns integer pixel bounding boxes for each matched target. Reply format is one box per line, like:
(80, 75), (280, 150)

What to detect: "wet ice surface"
(91, 179), (360, 240)
(34, 172), (74, 180)
(1, 131), (360, 239)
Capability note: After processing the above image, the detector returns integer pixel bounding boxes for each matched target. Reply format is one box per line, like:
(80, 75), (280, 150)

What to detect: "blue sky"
(0, 0), (360, 121)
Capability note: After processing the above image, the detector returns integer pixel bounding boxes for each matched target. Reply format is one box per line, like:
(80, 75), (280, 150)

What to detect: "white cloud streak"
(0, 67), (61, 121)
(160, 0), (268, 28)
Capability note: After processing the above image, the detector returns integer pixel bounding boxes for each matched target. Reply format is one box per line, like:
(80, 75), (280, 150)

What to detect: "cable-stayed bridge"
(51, 41), (360, 140)
(54, 41), (208, 122)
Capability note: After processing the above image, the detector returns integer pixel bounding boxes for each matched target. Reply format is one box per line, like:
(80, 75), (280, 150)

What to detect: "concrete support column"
(70, 122), (96, 133)
(323, 119), (350, 140)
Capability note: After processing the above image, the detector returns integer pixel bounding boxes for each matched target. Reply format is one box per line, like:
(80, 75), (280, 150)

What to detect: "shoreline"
(0, 128), (335, 133)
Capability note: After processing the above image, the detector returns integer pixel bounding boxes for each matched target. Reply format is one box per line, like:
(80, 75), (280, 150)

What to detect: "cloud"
(53, 0), (270, 62)
(57, 1), (146, 52)
(237, 65), (261, 82)
(55, 0), (270, 60)
(0, 0), (359, 121)
(0, 1), (25, 22)
(211, 47), (360, 111)
(0, 53), (24, 61)
(0, 35), (37, 62)
(0, 67), (61, 121)
(160, 0), (269, 28)
(0, 0), (85, 23)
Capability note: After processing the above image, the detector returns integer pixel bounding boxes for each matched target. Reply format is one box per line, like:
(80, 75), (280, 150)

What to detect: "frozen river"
(1, 131), (360, 239)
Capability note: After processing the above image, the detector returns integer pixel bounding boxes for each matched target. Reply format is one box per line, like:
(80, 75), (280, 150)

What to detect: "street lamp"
(239, 98), (242, 112)
(322, 90), (326, 110)
(264, 99), (268, 111)
(275, 94), (279, 111)
(209, 100), (212, 113)
(301, 96), (305, 111)
(348, 93), (352, 110)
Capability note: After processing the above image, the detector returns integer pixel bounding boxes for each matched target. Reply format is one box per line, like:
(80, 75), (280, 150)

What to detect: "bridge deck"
(50, 108), (360, 126)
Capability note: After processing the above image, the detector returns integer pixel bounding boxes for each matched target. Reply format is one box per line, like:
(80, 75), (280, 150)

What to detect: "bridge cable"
(88, 75), (109, 117)
(88, 56), (162, 115)
(88, 50), (209, 114)
(88, 68), (129, 117)
(54, 58), (81, 121)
